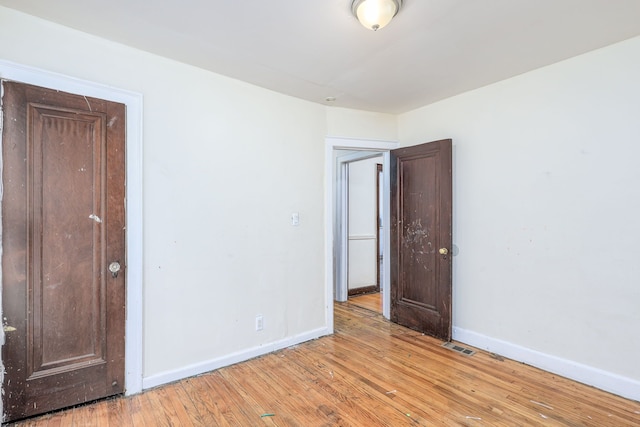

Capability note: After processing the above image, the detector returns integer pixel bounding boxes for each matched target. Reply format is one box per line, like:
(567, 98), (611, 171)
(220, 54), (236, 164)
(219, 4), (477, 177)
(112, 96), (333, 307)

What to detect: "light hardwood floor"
(349, 292), (382, 313)
(9, 302), (640, 426)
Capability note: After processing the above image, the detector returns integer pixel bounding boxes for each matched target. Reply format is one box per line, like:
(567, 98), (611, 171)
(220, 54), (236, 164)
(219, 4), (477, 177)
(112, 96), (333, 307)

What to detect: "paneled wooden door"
(390, 139), (452, 341)
(1, 81), (126, 422)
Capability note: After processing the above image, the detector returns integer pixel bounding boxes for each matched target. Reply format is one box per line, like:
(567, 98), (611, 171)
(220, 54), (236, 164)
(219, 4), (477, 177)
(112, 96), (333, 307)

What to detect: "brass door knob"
(438, 248), (448, 255)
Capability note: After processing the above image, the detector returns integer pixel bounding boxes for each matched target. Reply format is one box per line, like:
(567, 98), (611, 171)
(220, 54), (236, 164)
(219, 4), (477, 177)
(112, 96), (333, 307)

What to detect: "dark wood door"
(1, 81), (126, 422)
(390, 139), (452, 340)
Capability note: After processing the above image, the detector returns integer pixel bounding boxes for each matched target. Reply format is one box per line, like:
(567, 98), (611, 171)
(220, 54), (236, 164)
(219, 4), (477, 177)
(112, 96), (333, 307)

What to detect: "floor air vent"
(442, 342), (476, 356)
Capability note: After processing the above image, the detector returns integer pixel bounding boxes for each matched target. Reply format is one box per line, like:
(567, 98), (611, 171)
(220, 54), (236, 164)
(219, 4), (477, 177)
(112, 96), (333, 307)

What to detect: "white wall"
(399, 36), (640, 399)
(0, 6), (328, 387)
(326, 107), (397, 141)
(348, 157), (380, 291)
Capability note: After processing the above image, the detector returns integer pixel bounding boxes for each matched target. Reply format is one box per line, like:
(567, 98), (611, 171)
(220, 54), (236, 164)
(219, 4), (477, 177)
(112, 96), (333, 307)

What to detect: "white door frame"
(0, 60), (144, 396)
(335, 151), (383, 302)
(325, 137), (398, 330)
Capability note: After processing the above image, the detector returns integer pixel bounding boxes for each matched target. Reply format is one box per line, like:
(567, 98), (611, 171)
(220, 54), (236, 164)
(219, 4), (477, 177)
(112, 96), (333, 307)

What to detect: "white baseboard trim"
(453, 326), (640, 402)
(142, 326), (331, 390)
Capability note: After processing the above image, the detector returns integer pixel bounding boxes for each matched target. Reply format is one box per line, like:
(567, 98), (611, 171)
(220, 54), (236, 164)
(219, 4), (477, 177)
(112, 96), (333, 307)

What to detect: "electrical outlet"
(255, 315), (264, 331)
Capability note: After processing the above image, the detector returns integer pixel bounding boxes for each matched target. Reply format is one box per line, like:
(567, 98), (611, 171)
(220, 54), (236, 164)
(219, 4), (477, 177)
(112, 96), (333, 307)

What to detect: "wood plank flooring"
(9, 302), (640, 426)
(349, 292), (382, 313)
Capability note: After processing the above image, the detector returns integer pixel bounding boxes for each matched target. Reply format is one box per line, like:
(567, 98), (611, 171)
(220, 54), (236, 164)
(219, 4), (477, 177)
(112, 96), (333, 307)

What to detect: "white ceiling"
(2, 0), (640, 113)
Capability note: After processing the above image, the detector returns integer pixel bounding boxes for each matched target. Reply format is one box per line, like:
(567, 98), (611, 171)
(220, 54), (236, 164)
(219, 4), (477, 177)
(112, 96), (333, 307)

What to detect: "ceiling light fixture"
(351, 0), (403, 31)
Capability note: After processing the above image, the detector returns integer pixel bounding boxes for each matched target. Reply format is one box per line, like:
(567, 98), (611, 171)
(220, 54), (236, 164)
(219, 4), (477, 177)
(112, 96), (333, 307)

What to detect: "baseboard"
(348, 285), (379, 296)
(142, 326), (331, 390)
(453, 327), (640, 402)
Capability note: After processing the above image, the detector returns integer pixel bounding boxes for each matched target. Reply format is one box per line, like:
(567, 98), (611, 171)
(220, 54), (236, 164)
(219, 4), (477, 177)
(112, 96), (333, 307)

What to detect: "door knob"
(3, 325), (16, 332)
(108, 261), (121, 278)
(438, 248), (448, 255)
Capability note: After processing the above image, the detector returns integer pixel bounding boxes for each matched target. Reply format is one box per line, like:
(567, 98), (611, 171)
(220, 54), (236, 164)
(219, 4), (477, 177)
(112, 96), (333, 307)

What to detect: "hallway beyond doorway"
(349, 292), (382, 314)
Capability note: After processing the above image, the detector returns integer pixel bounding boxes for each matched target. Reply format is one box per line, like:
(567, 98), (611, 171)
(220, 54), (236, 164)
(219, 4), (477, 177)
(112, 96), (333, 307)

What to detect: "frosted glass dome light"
(352, 0), (403, 31)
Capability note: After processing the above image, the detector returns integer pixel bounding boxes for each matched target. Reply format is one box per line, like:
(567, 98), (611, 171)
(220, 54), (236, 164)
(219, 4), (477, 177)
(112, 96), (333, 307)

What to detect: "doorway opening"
(349, 161), (385, 314)
(348, 158), (389, 314)
(325, 136), (453, 341)
(344, 156), (382, 312)
(324, 137), (399, 332)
